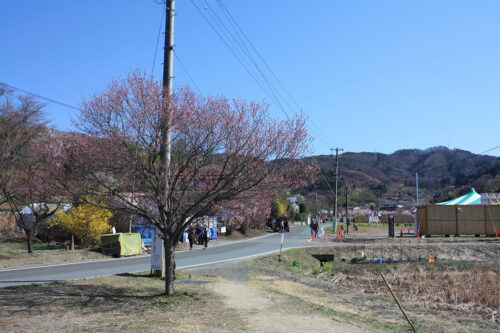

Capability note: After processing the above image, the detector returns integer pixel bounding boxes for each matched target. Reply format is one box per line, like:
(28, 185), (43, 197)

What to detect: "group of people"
(187, 226), (209, 250)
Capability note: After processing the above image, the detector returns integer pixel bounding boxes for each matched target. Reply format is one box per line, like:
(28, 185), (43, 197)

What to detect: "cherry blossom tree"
(69, 71), (310, 294)
(6, 134), (67, 253)
(0, 89), (67, 252)
(0, 89), (45, 206)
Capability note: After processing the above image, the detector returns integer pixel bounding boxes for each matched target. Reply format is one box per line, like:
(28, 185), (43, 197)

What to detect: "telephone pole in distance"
(332, 147), (343, 232)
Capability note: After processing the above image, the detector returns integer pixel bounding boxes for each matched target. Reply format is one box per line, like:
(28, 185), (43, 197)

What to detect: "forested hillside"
(300, 147), (500, 209)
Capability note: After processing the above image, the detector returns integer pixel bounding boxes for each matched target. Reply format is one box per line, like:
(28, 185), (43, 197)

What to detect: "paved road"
(0, 224), (324, 288)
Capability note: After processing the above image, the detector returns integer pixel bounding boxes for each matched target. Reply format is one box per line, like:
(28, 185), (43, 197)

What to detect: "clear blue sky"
(2, 0), (499, 156)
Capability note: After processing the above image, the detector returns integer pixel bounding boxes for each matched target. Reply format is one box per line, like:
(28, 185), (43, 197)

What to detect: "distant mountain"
(300, 147), (500, 209)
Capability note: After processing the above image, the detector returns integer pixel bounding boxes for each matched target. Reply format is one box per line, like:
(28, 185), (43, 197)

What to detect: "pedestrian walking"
(196, 225), (202, 245)
(203, 227), (209, 249)
(188, 229), (196, 250)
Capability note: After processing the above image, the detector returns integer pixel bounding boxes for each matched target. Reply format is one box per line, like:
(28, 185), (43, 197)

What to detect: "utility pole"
(157, 0), (175, 279)
(416, 173), (419, 207)
(345, 180), (349, 234)
(331, 147), (343, 232)
(315, 188), (318, 221)
(415, 172), (419, 236)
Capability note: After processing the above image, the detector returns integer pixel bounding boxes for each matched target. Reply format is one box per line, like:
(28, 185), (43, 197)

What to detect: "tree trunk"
(25, 229), (34, 253)
(164, 234), (176, 295)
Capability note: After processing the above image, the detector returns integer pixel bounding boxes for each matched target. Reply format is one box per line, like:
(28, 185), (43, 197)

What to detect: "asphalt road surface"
(0, 224), (325, 288)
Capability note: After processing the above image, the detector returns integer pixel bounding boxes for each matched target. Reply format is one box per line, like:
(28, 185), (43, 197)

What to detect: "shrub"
(322, 262), (334, 274)
(51, 197), (112, 248)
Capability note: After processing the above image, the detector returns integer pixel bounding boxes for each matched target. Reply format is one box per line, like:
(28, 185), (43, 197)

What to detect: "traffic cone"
(312, 232), (315, 242)
(417, 230), (420, 238)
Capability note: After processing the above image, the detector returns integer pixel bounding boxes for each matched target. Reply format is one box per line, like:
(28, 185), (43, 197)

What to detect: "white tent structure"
(437, 188), (481, 205)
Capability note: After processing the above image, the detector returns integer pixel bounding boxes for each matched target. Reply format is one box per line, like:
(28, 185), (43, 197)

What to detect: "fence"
(416, 205), (500, 236)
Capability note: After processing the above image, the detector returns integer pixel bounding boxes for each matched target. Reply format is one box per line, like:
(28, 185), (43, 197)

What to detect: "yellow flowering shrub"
(52, 198), (112, 247)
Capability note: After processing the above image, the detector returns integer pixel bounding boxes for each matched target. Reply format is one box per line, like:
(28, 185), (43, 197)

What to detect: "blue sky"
(2, 0), (499, 157)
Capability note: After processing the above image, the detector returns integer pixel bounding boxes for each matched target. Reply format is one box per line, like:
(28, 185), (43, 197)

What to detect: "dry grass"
(247, 247), (500, 332)
(0, 271), (246, 333)
(0, 241), (113, 268)
(336, 264), (499, 322)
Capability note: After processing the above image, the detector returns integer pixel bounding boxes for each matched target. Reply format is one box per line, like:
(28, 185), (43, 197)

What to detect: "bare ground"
(210, 280), (360, 333)
(0, 272), (247, 333)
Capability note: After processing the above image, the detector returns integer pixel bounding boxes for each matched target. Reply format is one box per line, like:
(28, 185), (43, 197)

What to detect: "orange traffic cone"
(417, 230), (420, 238)
(312, 232), (315, 242)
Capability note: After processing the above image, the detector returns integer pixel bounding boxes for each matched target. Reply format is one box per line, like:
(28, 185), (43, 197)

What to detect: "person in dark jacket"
(195, 226), (202, 245)
(188, 229), (196, 250)
(202, 227), (209, 249)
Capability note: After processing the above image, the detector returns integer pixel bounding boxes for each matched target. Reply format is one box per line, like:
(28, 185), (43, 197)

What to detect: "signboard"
(150, 229), (163, 271)
(221, 226), (226, 233)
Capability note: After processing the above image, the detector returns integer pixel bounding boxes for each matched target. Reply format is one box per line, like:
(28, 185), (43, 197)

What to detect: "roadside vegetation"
(0, 240), (110, 269)
(245, 247), (499, 332)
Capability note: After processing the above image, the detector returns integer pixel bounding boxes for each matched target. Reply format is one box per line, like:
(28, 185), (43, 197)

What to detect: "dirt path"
(210, 281), (358, 333)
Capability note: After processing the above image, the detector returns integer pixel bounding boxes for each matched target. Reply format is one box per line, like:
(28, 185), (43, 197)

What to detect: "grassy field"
(0, 240), (111, 268)
(245, 247), (499, 332)
(0, 271), (246, 333)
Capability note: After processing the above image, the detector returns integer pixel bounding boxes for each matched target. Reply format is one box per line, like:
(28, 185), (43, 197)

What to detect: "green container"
(100, 233), (142, 257)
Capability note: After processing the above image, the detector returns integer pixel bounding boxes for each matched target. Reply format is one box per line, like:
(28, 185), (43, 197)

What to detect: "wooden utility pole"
(157, 0), (175, 280)
(315, 188), (318, 221)
(345, 180), (349, 234)
(332, 147), (343, 232)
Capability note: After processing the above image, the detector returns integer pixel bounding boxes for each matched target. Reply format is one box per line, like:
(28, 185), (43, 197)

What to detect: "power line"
(318, 167), (336, 197)
(191, 0), (337, 151)
(174, 52), (203, 94)
(151, 7), (165, 76)
(215, 0), (335, 149)
(390, 145), (500, 183)
(201, 0), (292, 118)
(417, 145), (500, 175)
(189, 0), (291, 120)
(0, 82), (80, 111)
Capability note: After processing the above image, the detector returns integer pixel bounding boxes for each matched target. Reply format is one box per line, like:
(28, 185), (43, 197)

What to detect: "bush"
(321, 262), (334, 274)
(51, 197), (112, 248)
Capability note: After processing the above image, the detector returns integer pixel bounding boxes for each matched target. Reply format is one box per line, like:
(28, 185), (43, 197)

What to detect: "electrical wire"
(389, 145), (500, 183)
(174, 52), (203, 94)
(215, 0), (335, 149)
(151, 6), (165, 76)
(190, 0), (337, 151)
(0, 82), (80, 111)
(189, 0), (291, 120)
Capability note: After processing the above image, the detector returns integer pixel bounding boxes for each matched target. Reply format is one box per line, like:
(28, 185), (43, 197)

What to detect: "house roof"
(20, 203), (72, 215)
